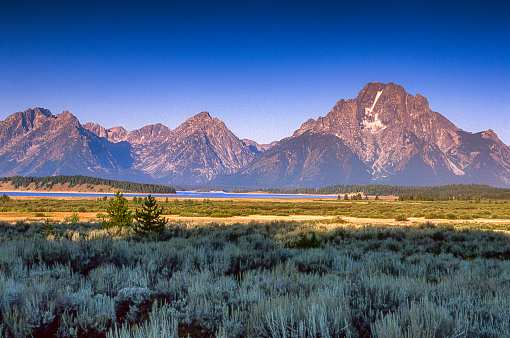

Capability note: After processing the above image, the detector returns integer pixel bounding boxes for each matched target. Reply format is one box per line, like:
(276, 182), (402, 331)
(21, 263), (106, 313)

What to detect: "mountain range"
(1, 82), (509, 188)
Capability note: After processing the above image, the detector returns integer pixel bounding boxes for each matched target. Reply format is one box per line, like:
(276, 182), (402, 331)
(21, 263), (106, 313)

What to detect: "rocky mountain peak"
(220, 82), (510, 188)
(31, 107), (53, 118)
(2, 108), (57, 136)
(0, 107), (122, 177)
(482, 129), (500, 142)
(83, 123), (107, 138)
(108, 126), (128, 139)
(55, 110), (80, 127)
(175, 111), (223, 135)
(126, 123), (172, 144)
(131, 111), (256, 183)
(12, 107), (53, 121)
(197, 111), (211, 119)
(184, 111), (215, 125)
(293, 118), (317, 136)
(356, 82), (404, 101)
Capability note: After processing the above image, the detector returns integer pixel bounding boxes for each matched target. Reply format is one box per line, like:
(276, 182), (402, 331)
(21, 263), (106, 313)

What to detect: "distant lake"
(0, 191), (337, 199)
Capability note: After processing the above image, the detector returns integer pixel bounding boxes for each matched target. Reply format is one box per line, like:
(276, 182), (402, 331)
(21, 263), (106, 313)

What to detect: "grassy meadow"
(0, 196), (510, 337)
(0, 196), (509, 223)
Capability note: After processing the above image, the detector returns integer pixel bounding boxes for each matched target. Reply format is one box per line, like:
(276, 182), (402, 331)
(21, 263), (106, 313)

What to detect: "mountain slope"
(131, 112), (255, 183)
(85, 111), (256, 184)
(217, 82), (510, 187)
(3, 83), (510, 188)
(0, 108), (124, 177)
(217, 131), (371, 187)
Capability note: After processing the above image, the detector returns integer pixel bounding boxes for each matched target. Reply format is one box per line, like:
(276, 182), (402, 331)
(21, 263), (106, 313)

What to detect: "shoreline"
(0, 190), (339, 199)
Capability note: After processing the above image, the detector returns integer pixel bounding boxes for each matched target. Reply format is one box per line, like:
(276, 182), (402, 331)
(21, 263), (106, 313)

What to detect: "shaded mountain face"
(0, 108), (125, 177)
(241, 139), (277, 153)
(217, 82), (510, 187)
(216, 132), (372, 187)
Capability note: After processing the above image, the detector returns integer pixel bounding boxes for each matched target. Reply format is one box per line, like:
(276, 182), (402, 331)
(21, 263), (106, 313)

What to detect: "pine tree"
(0, 193), (10, 203)
(133, 194), (167, 236)
(103, 191), (132, 229)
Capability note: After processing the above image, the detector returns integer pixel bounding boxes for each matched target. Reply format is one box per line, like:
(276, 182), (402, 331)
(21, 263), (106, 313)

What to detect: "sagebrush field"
(0, 197), (510, 337)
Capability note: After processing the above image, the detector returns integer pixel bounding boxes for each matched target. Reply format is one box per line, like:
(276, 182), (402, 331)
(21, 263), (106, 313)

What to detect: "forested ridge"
(260, 184), (510, 200)
(0, 175), (176, 194)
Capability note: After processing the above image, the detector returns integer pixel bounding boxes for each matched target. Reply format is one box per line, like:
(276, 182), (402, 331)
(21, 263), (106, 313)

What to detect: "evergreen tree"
(0, 193), (10, 203)
(103, 191), (132, 228)
(133, 194), (167, 236)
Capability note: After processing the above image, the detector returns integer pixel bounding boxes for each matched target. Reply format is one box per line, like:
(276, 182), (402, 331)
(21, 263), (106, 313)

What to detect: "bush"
(64, 212), (80, 223)
(0, 193), (10, 203)
(294, 232), (322, 249)
(114, 287), (151, 324)
(395, 215), (408, 222)
(419, 221), (436, 229)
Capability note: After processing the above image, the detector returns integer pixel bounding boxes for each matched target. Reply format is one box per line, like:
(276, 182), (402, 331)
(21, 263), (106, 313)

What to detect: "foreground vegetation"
(1, 218), (510, 337)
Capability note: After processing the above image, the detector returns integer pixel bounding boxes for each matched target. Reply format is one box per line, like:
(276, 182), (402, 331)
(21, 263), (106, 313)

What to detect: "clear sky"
(1, 0), (508, 145)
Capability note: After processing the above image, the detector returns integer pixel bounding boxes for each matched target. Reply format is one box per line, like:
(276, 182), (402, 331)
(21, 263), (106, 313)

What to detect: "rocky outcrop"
(83, 122), (172, 144)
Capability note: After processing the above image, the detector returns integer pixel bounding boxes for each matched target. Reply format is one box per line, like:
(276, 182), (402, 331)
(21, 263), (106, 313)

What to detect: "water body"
(0, 191), (337, 199)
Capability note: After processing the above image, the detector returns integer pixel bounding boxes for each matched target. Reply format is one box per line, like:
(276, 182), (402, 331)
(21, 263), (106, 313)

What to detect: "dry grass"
(2, 211), (510, 229)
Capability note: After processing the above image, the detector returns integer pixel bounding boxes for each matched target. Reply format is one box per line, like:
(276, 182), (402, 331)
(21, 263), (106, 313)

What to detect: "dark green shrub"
(419, 221), (436, 229)
(0, 193), (10, 202)
(294, 232), (322, 249)
(64, 212), (80, 223)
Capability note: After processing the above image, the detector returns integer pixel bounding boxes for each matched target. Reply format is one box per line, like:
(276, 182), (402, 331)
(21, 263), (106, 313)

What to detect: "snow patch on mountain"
(446, 157), (465, 176)
(363, 90), (387, 133)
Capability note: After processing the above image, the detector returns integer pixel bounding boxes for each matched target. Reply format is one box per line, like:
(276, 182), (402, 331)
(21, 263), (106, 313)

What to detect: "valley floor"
(1, 196), (509, 232)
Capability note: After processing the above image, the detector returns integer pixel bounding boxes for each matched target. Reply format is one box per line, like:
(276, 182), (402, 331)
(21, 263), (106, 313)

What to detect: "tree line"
(0, 175), (176, 194)
(261, 184), (510, 200)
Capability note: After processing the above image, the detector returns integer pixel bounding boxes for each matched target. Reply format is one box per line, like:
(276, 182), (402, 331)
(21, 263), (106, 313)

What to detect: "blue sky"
(1, 0), (508, 144)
